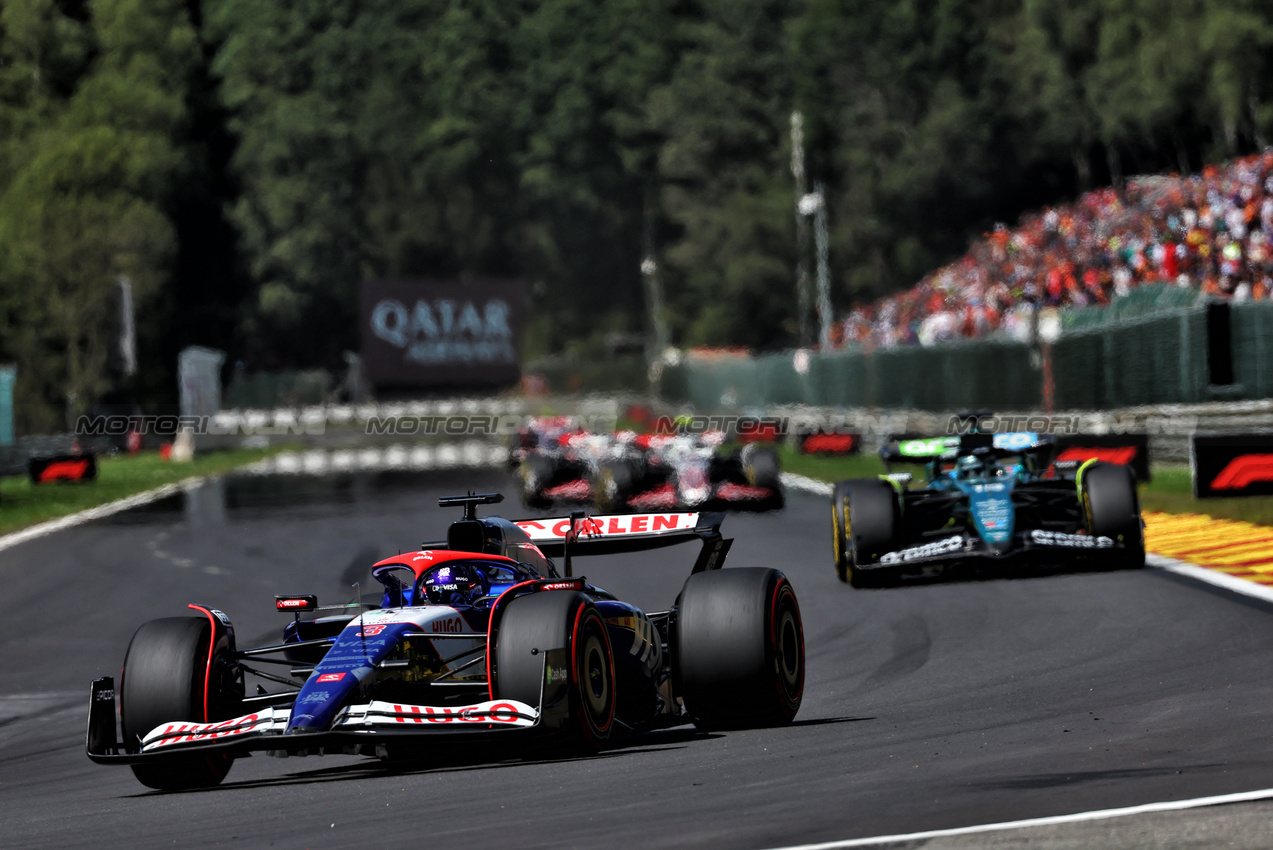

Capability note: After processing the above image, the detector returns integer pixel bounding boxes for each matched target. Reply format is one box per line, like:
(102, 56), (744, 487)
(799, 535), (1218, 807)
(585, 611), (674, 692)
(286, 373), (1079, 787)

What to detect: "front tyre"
(831, 481), (850, 582)
(519, 455), (558, 510)
(594, 460), (634, 513)
(675, 568), (804, 730)
(1081, 462), (1145, 569)
(119, 617), (242, 790)
(742, 445), (785, 510)
(835, 479), (901, 588)
(494, 591), (616, 747)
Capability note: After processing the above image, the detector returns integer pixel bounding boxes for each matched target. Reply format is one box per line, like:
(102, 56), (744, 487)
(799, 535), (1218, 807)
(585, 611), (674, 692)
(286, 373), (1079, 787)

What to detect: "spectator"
(837, 151), (1273, 348)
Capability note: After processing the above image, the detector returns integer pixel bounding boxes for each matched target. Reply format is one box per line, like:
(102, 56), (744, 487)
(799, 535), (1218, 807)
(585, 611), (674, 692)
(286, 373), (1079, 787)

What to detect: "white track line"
(0, 443), (512, 555)
(759, 787), (1273, 849)
(1147, 553), (1273, 604)
(0, 478), (202, 555)
(782, 469), (1273, 841)
(781, 472), (833, 496)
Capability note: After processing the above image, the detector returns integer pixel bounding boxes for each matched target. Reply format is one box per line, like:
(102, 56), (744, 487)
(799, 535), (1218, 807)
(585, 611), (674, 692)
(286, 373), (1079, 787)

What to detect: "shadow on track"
(122, 727), (731, 796)
(852, 560), (1148, 592)
(974, 763), (1229, 790)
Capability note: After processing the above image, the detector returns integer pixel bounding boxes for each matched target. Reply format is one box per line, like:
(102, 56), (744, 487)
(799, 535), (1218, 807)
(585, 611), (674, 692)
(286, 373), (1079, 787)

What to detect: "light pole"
(790, 111), (813, 348)
(799, 185), (833, 351)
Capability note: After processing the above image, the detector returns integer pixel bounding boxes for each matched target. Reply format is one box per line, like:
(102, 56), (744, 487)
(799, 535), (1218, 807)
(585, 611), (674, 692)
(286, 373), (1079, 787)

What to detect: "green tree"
(0, 0), (196, 430)
(650, 0), (797, 348)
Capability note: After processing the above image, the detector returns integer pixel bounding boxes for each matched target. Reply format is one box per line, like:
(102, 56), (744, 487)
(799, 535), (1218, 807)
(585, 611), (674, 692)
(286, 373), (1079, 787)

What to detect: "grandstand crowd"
(836, 151), (1273, 348)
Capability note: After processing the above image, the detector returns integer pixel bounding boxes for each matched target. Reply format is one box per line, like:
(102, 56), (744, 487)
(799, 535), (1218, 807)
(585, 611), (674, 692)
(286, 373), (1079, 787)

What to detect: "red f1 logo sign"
(1210, 454), (1273, 490)
(1055, 446), (1137, 466)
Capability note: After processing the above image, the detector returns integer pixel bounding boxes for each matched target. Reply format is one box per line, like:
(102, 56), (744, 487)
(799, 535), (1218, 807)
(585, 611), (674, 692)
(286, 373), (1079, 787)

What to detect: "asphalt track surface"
(4, 468), (1273, 849)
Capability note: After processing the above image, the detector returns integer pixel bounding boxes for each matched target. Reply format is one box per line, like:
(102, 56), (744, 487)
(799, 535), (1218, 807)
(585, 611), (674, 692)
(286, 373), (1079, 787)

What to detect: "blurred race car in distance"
(510, 416), (598, 508)
(87, 494), (804, 790)
(512, 418), (785, 513)
(594, 431), (784, 513)
(831, 430), (1144, 588)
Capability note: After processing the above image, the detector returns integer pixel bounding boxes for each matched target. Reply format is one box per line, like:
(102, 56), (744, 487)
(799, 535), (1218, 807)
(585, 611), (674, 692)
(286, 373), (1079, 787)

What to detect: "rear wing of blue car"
(514, 511), (731, 575)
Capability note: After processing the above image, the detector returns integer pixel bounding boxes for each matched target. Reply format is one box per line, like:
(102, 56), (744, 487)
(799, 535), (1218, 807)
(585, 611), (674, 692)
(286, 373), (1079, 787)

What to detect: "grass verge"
(0, 446), (293, 536)
(777, 446), (1273, 528)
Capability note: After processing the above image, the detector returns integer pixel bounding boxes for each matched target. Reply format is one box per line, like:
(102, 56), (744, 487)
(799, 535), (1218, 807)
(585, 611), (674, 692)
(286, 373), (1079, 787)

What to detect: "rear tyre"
(1081, 462), (1145, 569)
(675, 568), (804, 730)
(494, 591), (615, 747)
(742, 445), (784, 510)
(520, 455), (556, 510)
(120, 617), (242, 790)
(594, 460), (633, 513)
(837, 479), (901, 588)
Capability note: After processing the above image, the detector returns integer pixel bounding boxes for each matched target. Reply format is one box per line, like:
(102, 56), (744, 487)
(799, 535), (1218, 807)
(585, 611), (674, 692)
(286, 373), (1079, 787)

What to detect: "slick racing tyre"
(594, 460), (634, 513)
(741, 445), (784, 510)
(674, 568), (804, 730)
(835, 479), (900, 588)
(831, 481), (851, 582)
(1081, 462), (1145, 569)
(520, 455), (555, 510)
(494, 591), (616, 747)
(120, 616), (243, 790)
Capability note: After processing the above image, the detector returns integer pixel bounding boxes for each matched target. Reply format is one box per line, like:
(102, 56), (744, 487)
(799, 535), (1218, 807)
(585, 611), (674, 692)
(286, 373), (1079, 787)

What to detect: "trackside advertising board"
(795, 428), (861, 455)
(29, 453), (97, 483)
(1193, 433), (1273, 498)
(1053, 433), (1151, 482)
(361, 278), (525, 388)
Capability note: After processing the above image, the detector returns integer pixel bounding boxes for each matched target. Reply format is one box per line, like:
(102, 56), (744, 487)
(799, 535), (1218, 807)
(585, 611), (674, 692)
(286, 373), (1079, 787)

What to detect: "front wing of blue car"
(86, 648), (569, 765)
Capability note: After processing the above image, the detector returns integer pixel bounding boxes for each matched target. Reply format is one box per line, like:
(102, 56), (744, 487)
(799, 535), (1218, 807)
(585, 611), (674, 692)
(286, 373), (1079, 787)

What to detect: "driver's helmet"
(956, 455), (982, 479)
(421, 564), (487, 606)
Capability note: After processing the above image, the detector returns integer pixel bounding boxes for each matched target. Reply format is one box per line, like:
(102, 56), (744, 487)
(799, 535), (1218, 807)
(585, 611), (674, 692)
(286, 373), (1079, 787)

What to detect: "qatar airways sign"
(361, 278), (525, 387)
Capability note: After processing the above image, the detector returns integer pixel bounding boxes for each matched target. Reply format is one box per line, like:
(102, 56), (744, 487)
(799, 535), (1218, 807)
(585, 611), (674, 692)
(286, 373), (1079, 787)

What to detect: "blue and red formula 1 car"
(87, 494), (804, 790)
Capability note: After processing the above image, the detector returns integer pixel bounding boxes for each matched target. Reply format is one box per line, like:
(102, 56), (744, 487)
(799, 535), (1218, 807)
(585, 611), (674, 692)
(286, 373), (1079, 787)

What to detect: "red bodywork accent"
(485, 580), (541, 701)
(1210, 454), (1273, 490)
(626, 484), (678, 511)
(544, 480), (592, 501)
(1056, 446), (1138, 466)
(186, 605), (221, 723)
(715, 483), (776, 501)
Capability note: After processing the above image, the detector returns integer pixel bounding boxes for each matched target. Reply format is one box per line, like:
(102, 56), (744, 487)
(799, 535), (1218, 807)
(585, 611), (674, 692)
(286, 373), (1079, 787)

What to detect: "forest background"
(1, 0), (1269, 430)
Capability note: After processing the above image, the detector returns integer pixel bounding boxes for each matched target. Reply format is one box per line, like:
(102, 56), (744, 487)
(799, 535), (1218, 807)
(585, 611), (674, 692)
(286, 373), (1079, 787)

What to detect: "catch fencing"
(661, 299), (1264, 413)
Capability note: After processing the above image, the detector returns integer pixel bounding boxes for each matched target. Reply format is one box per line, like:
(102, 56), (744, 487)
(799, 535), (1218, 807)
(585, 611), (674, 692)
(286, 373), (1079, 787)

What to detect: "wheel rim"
(583, 634), (609, 712)
(771, 585), (804, 709)
(573, 610), (614, 736)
